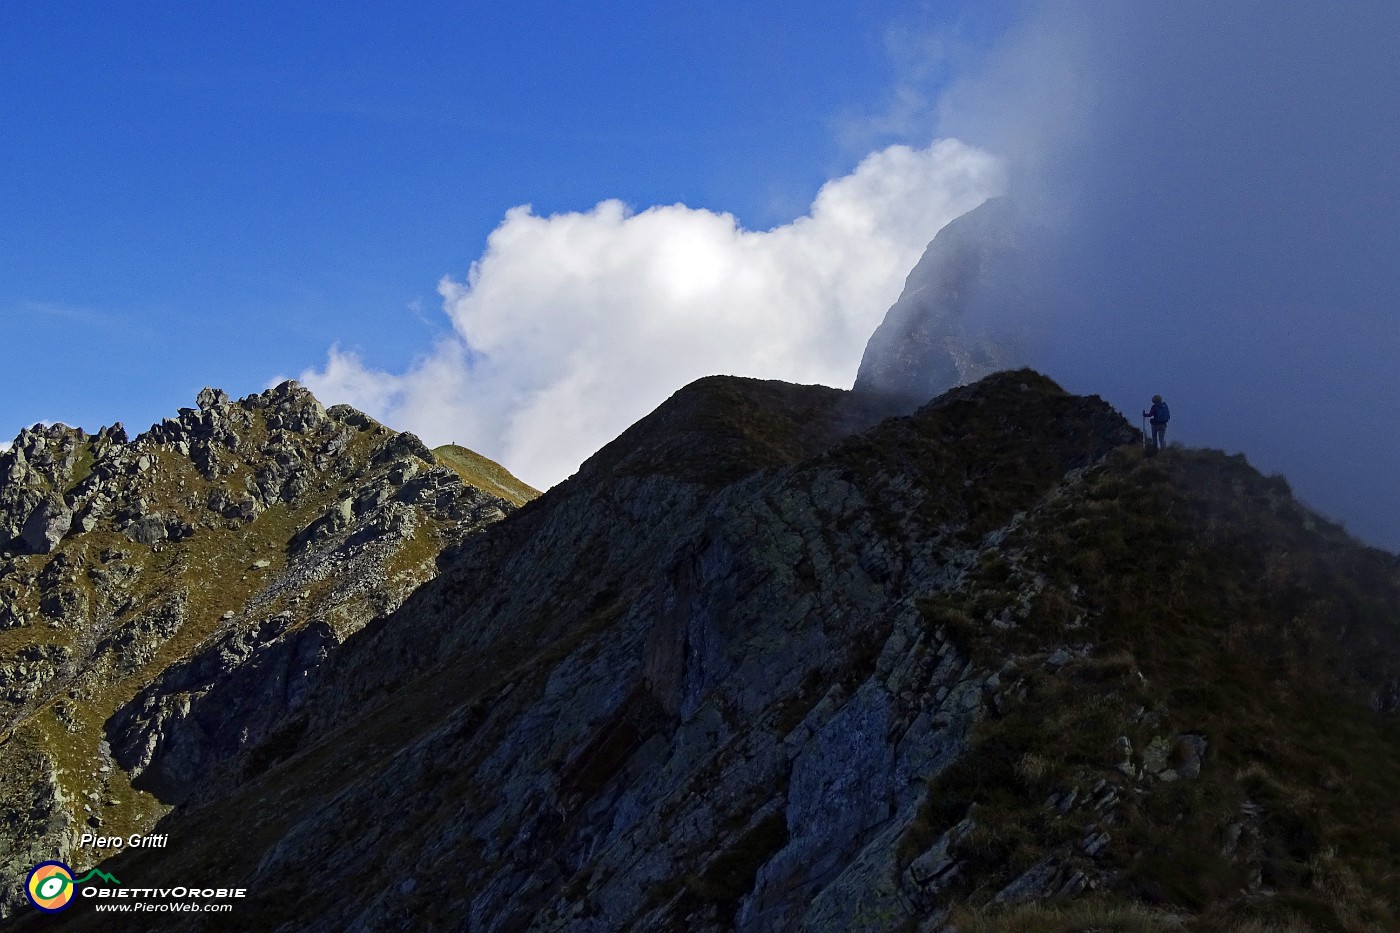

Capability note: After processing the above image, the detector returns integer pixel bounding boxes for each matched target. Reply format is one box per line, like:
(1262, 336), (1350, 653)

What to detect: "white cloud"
(303, 138), (1003, 489)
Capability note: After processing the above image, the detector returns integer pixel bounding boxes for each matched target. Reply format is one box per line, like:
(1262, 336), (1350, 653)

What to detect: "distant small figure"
(1143, 394), (1170, 451)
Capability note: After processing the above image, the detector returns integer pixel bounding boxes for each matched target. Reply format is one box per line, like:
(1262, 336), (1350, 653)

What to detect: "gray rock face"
(741, 682), (899, 930)
(20, 496), (72, 554)
(854, 197), (1044, 406)
(108, 615), (338, 802)
(0, 747), (73, 894)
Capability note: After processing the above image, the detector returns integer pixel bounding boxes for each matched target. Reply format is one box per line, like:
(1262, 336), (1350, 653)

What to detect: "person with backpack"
(1143, 395), (1170, 450)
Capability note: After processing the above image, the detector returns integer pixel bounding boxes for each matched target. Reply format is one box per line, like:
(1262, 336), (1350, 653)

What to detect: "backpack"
(1156, 402), (1170, 424)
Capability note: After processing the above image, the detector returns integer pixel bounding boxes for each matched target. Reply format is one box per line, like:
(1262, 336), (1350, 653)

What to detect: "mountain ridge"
(5, 370), (1399, 931)
(0, 382), (534, 915)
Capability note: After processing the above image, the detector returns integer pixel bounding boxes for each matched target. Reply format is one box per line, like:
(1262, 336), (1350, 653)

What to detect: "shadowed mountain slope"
(16, 371), (1400, 932)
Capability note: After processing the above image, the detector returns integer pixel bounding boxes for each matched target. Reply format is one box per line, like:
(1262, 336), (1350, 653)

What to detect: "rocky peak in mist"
(11, 369), (1397, 931)
(855, 196), (1042, 405)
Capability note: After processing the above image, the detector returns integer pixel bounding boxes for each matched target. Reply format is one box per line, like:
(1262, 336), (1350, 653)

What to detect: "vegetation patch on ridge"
(917, 445), (1400, 931)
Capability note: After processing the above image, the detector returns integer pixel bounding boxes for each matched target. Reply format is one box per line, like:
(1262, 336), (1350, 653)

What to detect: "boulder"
(19, 498), (72, 555)
(124, 516), (169, 546)
(1173, 734), (1208, 780)
(197, 387), (231, 411)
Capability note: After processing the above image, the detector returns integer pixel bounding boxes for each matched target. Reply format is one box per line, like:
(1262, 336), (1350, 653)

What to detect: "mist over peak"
(854, 196), (1051, 402)
(927, 2), (1400, 550)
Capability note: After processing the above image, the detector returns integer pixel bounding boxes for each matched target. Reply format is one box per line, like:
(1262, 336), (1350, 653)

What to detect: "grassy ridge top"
(432, 444), (540, 507)
(569, 375), (901, 489)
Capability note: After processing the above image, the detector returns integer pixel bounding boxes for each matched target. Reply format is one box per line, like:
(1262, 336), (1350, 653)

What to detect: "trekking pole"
(1141, 414), (1148, 452)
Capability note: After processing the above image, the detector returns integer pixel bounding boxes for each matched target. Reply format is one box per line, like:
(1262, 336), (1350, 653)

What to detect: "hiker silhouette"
(1143, 395), (1170, 451)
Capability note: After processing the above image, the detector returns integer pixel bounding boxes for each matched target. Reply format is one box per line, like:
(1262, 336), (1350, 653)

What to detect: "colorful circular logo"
(26, 862), (76, 913)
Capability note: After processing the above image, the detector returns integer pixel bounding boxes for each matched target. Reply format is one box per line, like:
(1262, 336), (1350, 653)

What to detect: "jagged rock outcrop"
(0, 383), (534, 918)
(1, 424), (90, 555)
(854, 197), (1044, 406)
(12, 371), (1400, 932)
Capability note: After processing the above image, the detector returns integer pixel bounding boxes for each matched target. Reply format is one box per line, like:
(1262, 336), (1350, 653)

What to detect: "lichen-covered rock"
(123, 514), (168, 546)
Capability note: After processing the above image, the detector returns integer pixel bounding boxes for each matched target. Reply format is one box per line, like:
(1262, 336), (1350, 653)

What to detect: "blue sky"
(2, 1), (1008, 435)
(4, 3), (1398, 550)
